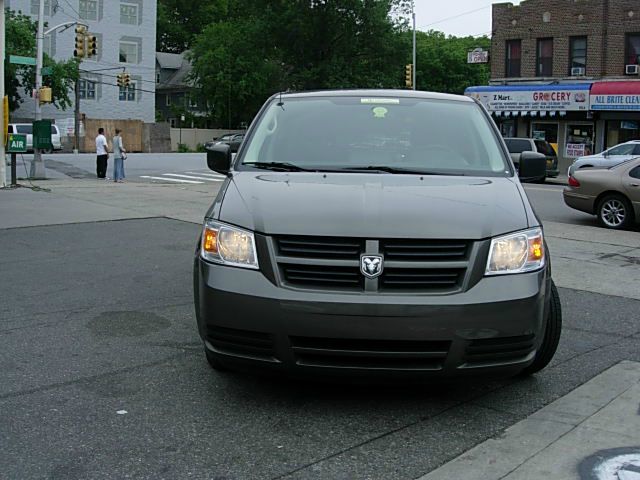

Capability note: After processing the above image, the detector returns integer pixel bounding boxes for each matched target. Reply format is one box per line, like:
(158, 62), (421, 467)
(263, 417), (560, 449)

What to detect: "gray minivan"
(194, 90), (559, 379)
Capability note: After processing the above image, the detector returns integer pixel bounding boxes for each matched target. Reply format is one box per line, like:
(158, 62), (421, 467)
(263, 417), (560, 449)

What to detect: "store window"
(626, 34), (640, 66)
(537, 38), (554, 77)
(499, 120), (516, 138)
(531, 123), (559, 154)
(565, 124), (594, 158)
(569, 37), (587, 74)
(605, 120), (640, 148)
(505, 40), (521, 78)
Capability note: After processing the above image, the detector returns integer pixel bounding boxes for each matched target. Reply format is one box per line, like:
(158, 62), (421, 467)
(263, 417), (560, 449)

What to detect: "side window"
(630, 166), (640, 179)
(505, 139), (534, 153)
(608, 144), (635, 155)
(633, 144), (640, 155)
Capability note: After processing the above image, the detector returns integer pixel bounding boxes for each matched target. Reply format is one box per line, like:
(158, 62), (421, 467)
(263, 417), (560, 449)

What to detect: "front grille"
(273, 235), (472, 293)
(462, 334), (535, 367)
(381, 239), (469, 261)
(206, 326), (278, 362)
(281, 264), (362, 290)
(276, 236), (364, 259)
(381, 268), (464, 291)
(290, 336), (451, 371)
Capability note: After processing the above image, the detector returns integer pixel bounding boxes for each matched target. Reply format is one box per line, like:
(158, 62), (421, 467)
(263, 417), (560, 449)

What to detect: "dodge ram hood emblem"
(361, 255), (384, 279)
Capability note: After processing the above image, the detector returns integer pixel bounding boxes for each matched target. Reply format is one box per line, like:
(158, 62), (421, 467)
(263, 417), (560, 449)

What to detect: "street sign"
(467, 49), (489, 64)
(42, 67), (53, 75)
(9, 55), (37, 66)
(7, 134), (28, 153)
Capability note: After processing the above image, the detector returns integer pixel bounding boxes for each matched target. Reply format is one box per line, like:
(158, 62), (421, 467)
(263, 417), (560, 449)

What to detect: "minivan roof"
(275, 89), (474, 104)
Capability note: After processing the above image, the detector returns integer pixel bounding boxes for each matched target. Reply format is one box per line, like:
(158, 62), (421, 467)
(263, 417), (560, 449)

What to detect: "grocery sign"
(465, 84), (591, 112)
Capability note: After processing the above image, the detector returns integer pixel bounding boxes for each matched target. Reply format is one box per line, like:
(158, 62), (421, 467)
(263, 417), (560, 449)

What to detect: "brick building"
(465, 0), (640, 173)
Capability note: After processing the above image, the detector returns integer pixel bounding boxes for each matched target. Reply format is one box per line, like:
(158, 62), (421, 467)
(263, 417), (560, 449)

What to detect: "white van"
(7, 123), (63, 152)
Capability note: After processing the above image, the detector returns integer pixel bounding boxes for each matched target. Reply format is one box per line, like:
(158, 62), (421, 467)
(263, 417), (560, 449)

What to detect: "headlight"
(485, 228), (545, 275)
(200, 220), (258, 269)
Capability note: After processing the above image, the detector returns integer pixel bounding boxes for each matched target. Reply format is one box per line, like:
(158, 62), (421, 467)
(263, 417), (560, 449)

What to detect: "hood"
(218, 172), (529, 240)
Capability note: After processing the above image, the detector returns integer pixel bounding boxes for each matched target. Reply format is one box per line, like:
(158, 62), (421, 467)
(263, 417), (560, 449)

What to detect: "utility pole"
(412, 1), (417, 91)
(0, 0), (6, 188)
(31, 0), (46, 179)
(74, 70), (80, 154)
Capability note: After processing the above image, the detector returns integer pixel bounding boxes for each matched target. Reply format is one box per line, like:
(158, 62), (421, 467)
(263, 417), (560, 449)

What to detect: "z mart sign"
(7, 134), (28, 153)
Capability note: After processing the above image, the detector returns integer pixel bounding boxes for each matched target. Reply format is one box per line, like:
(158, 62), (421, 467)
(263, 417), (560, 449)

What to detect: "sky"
(413, 0), (524, 38)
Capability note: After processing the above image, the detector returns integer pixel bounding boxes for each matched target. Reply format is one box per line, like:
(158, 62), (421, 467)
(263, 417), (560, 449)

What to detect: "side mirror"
(603, 150), (609, 158)
(206, 143), (232, 174)
(518, 151), (547, 182)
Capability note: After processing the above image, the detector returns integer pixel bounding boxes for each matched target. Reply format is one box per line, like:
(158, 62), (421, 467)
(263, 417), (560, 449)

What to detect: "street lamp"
(412, 1), (416, 91)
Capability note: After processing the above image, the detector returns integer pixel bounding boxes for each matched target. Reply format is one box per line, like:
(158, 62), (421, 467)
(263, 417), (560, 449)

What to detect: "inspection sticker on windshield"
(360, 98), (400, 105)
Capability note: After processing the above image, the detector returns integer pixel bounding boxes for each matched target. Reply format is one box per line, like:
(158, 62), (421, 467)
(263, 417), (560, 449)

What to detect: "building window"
(43, 32), (56, 57)
(165, 94), (171, 106)
(156, 72), (160, 83)
(536, 38), (554, 77)
(78, 79), (96, 100)
(79, 0), (98, 20)
(119, 41), (138, 63)
(120, 2), (138, 25)
(189, 97), (198, 108)
(565, 124), (594, 158)
(31, 0), (51, 15)
(119, 83), (136, 102)
(505, 40), (521, 78)
(626, 34), (640, 66)
(569, 37), (587, 75)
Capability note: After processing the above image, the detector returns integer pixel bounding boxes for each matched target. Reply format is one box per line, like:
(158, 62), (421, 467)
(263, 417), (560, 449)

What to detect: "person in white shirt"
(95, 128), (109, 179)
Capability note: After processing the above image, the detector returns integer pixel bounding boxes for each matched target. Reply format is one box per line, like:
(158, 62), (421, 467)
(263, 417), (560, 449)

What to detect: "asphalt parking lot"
(2, 217), (639, 479)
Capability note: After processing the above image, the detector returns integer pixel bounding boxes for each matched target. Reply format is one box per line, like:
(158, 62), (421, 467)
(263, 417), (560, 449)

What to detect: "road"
(1, 154), (639, 479)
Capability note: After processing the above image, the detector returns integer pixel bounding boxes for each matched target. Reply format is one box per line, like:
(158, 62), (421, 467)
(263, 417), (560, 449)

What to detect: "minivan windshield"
(240, 96), (510, 176)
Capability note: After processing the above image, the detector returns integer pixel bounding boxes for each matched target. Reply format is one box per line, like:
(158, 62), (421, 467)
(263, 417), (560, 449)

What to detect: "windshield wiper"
(244, 162), (310, 172)
(343, 166), (465, 176)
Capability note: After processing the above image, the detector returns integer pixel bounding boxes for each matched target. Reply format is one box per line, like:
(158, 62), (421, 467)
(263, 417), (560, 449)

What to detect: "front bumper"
(194, 258), (551, 379)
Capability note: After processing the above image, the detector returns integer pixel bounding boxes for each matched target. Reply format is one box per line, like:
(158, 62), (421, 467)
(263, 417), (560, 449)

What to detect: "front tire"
(521, 281), (562, 375)
(597, 194), (633, 230)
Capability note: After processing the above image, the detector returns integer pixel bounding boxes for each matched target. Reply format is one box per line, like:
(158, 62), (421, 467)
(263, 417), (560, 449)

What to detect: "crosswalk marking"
(162, 173), (224, 182)
(185, 172), (226, 179)
(140, 176), (204, 184)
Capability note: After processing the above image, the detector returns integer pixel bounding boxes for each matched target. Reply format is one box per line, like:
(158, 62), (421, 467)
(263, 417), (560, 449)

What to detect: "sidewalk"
(419, 361), (640, 480)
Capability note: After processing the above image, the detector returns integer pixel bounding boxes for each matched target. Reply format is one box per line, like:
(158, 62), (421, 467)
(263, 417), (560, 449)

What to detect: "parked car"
(194, 89), (560, 380)
(7, 123), (62, 153)
(568, 140), (640, 176)
(504, 137), (559, 181)
(563, 157), (640, 229)
(205, 133), (245, 153)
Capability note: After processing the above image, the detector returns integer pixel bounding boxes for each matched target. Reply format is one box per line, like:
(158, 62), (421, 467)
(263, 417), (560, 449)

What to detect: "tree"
(413, 30), (490, 94)
(157, 0), (228, 53)
(4, 9), (79, 111)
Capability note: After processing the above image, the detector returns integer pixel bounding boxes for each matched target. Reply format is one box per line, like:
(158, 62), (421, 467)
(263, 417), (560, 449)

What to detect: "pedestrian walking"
(112, 129), (127, 183)
(95, 128), (109, 179)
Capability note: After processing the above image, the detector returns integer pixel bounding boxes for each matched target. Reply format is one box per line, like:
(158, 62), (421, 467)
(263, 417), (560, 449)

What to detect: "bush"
(177, 143), (191, 153)
(195, 143), (206, 153)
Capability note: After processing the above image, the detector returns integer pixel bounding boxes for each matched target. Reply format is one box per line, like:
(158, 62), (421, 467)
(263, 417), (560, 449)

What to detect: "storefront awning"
(590, 81), (640, 111)
(466, 83), (591, 113)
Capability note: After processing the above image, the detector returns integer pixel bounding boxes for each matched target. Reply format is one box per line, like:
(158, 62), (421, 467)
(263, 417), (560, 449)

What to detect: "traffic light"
(87, 35), (97, 58)
(405, 64), (413, 89)
(116, 73), (124, 87)
(122, 73), (131, 87)
(74, 25), (87, 58)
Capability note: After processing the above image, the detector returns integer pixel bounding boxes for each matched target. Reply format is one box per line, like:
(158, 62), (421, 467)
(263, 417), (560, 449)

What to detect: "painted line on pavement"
(162, 173), (224, 182)
(139, 176), (204, 184)
(185, 172), (227, 179)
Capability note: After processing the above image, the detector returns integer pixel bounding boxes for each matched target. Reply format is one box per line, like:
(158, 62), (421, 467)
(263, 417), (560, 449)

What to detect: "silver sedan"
(568, 140), (640, 176)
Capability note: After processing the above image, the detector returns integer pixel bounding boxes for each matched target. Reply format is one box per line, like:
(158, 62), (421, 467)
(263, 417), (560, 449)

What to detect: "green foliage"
(177, 143), (191, 153)
(414, 30), (491, 94)
(195, 143), (206, 153)
(4, 9), (79, 112)
(176, 1), (490, 128)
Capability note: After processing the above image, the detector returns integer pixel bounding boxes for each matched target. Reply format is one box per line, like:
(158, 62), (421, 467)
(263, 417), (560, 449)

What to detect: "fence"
(170, 128), (244, 151)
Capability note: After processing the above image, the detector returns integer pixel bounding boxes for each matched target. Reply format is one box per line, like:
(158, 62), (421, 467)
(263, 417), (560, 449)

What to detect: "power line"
(418, 4), (491, 30)
(60, 0), (81, 19)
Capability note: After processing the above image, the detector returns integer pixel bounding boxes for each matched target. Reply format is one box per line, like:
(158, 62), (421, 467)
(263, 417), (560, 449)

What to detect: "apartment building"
(7, 0), (157, 135)
(465, 0), (640, 172)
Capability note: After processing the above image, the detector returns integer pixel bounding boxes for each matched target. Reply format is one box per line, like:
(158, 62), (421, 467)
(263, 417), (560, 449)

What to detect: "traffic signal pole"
(31, 0), (46, 179)
(0, 0), (6, 188)
(412, 3), (417, 91)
